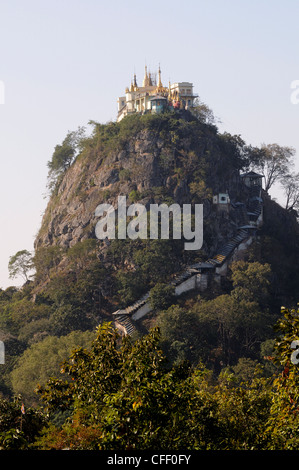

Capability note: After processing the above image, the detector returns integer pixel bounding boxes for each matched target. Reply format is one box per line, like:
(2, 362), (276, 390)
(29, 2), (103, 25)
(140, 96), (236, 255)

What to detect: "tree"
(33, 245), (64, 282)
(157, 304), (203, 366)
(194, 293), (272, 368)
(33, 322), (278, 450)
(47, 127), (85, 193)
(191, 98), (219, 126)
(67, 239), (98, 272)
(230, 260), (272, 307)
(8, 250), (34, 282)
(35, 323), (212, 450)
(149, 282), (175, 311)
(2, 297), (52, 338)
(212, 372), (272, 450)
(280, 171), (299, 211)
(132, 240), (177, 285)
(10, 330), (95, 405)
(48, 127), (85, 174)
(263, 306), (299, 449)
(252, 143), (295, 192)
(0, 396), (46, 449)
(189, 179), (213, 201)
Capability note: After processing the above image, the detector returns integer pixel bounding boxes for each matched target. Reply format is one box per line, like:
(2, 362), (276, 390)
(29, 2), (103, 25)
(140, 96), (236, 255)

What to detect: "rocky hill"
(1, 107), (299, 403)
(35, 111), (249, 257)
(33, 110), (299, 310)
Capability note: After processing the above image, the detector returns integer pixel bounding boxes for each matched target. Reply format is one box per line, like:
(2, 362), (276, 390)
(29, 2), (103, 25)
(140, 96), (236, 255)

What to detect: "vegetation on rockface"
(46, 127), (86, 195)
(1, 109), (299, 449)
(35, 110), (253, 251)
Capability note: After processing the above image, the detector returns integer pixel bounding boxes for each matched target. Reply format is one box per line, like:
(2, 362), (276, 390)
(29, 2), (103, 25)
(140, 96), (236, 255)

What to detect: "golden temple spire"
(142, 65), (148, 87)
(148, 69), (153, 86)
(157, 64), (162, 88)
(168, 80), (172, 99)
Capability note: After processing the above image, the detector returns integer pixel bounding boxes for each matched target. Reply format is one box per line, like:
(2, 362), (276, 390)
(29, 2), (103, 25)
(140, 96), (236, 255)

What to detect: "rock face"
(35, 111), (246, 255)
(35, 131), (165, 249)
(24, 111), (299, 338)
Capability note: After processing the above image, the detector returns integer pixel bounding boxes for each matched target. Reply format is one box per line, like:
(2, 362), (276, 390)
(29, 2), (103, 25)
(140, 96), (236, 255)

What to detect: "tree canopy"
(46, 127), (85, 193)
(0, 307), (298, 450)
(8, 250), (34, 282)
(252, 143), (295, 192)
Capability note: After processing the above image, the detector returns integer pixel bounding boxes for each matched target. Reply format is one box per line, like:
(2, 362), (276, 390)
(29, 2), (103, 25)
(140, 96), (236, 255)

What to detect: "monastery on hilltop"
(117, 65), (198, 121)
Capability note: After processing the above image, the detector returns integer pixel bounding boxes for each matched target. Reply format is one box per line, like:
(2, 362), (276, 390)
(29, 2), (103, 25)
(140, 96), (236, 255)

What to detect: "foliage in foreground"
(1, 306), (299, 450)
(35, 306), (299, 450)
(0, 396), (46, 450)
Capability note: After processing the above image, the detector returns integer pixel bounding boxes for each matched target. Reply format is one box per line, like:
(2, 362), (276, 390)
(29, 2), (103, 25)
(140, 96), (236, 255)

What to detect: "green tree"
(10, 330), (95, 405)
(157, 304), (203, 366)
(191, 98), (219, 125)
(212, 373), (272, 449)
(33, 245), (64, 282)
(67, 239), (98, 272)
(194, 294), (272, 368)
(252, 143), (295, 192)
(35, 323), (215, 450)
(264, 306), (299, 449)
(218, 132), (250, 170)
(0, 297), (52, 343)
(133, 240), (177, 286)
(33, 322), (280, 450)
(0, 396), (46, 449)
(280, 171), (299, 211)
(115, 270), (146, 307)
(47, 127), (85, 193)
(230, 260), (272, 307)
(189, 179), (213, 201)
(149, 282), (175, 311)
(8, 250), (34, 282)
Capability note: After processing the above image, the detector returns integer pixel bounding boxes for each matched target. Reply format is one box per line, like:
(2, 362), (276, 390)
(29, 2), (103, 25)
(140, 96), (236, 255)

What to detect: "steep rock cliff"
(35, 111), (246, 256)
(32, 110), (299, 315)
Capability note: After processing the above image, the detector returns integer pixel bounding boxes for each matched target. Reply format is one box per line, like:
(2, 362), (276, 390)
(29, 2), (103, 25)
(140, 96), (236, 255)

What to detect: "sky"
(0, 0), (299, 288)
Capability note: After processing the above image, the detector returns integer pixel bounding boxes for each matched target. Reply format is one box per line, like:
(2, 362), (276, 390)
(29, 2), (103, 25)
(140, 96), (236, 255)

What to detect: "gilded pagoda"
(117, 65), (197, 121)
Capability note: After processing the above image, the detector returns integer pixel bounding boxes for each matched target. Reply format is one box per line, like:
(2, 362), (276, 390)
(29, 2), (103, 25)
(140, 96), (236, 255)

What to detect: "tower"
(156, 64), (165, 94)
(157, 64), (162, 88)
(142, 65), (149, 87)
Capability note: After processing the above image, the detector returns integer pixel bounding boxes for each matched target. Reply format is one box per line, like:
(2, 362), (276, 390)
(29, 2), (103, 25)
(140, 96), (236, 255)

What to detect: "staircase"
(215, 228), (249, 257)
(112, 228), (251, 335)
(111, 185), (263, 335)
(234, 202), (250, 228)
(247, 185), (262, 222)
(113, 312), (137, 336)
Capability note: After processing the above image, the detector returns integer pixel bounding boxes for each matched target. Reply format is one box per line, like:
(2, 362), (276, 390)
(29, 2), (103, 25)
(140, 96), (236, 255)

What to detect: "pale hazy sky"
(0, 0), (299, 288)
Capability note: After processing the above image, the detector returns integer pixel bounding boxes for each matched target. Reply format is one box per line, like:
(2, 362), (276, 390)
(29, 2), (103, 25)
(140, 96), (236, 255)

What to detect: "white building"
(169, 82), (195, 109)
(117, 66), (197, 122)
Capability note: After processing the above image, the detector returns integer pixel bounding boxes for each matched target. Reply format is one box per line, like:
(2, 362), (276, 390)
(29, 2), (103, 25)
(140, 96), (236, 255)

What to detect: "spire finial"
(143, 64), (149, 87)
(157, 63), (162, 88)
